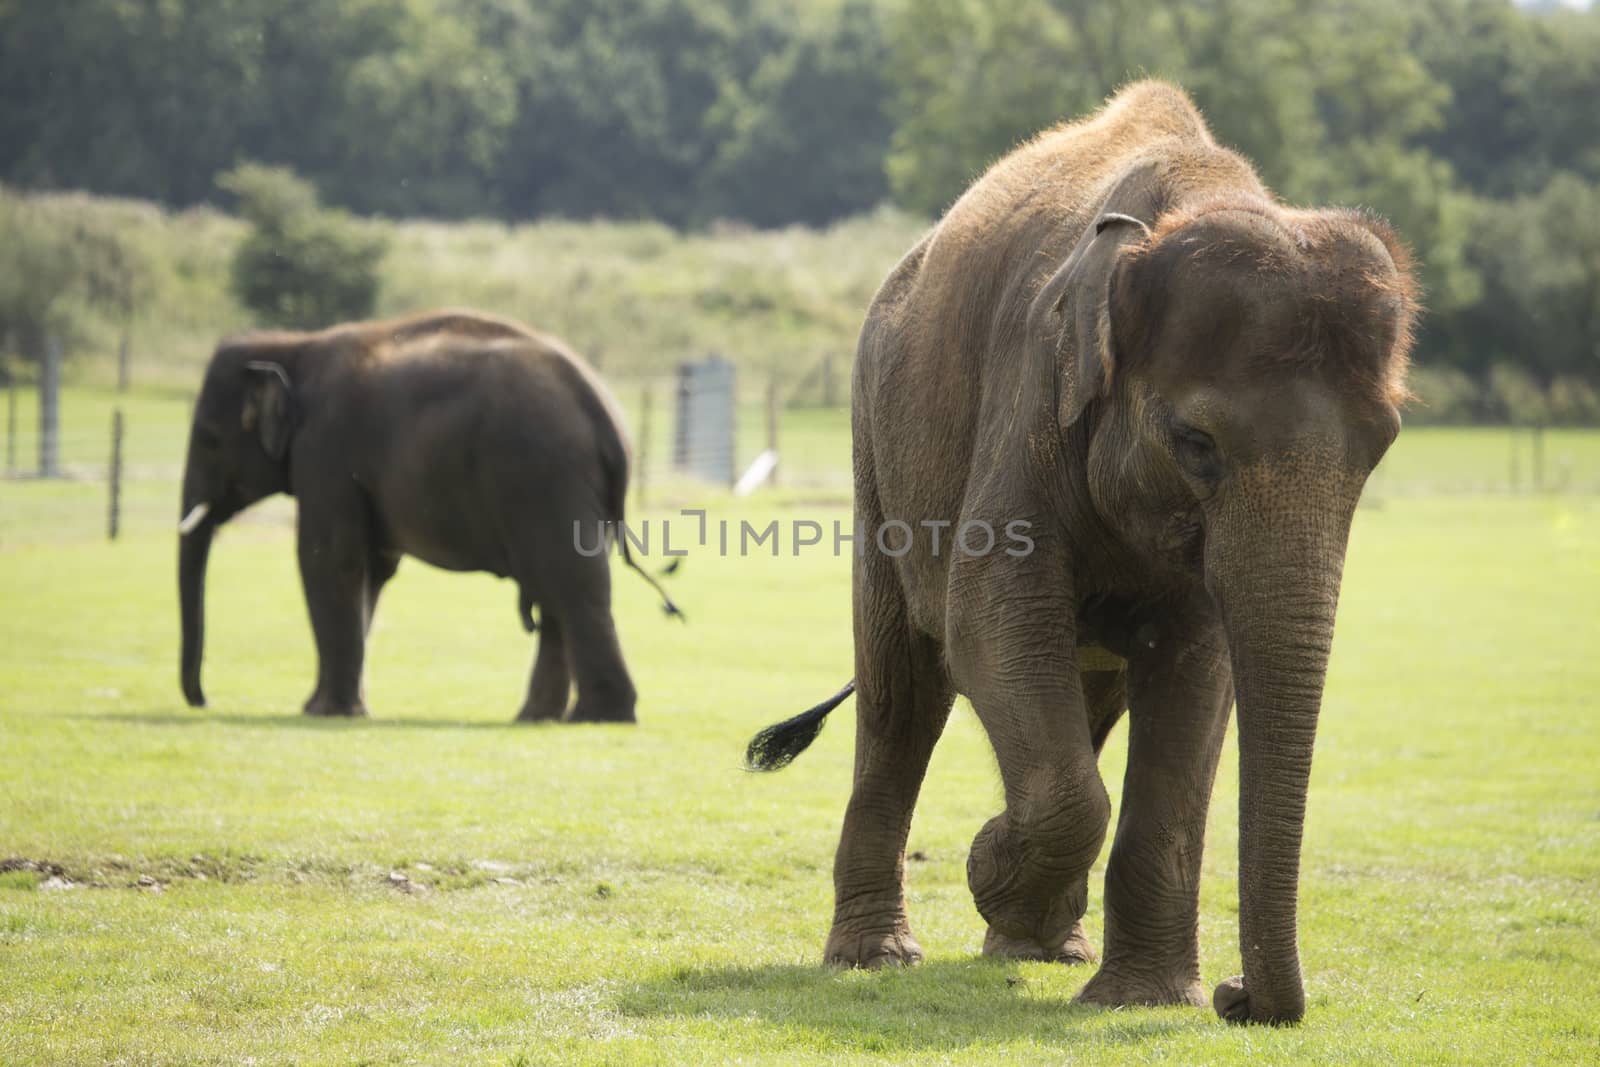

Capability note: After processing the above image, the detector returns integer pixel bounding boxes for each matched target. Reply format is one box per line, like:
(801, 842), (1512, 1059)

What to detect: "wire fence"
(0, 364), (858, 548)
(4, 371), (1600, 550)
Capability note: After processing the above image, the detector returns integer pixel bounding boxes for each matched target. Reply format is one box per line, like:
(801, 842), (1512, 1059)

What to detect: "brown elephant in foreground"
(747, 81), (1417, 1025)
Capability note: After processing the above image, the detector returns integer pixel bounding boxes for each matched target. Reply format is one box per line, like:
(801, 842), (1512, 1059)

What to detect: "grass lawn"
(2, 392), (1599, 1063)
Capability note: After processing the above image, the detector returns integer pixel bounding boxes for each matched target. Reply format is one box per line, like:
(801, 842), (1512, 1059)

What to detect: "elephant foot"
(515, 701), (567, 723)
(564, 701), (636, 724)
(1074, 965), (1206, 1010)
(967, 817), (1088, 951)
(983, 919), (1097, 964)
(824, 921), (925, 969)
(303, 696), (369, 718)
(1211, 974), (1304, 1026)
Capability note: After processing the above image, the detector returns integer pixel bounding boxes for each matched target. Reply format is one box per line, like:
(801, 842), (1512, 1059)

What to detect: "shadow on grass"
(63, 709), (546, 731)
(617, 959), (1208, 1052)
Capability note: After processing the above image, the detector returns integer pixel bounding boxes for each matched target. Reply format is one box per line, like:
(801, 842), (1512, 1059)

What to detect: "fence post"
(39, 334), (61, 478)
(766, 377), (780, 488)
(637, 384), (652, 509)
(1507, 428), (1520, 493)
(117, 328), (131, 392)
(1532, 424), (1545, 492)
(5, 373), (15, 477)
(108, 408), (124, 540)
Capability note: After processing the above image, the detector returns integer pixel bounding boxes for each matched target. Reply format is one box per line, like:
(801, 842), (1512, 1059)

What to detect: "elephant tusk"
(178, 503), (211, 535)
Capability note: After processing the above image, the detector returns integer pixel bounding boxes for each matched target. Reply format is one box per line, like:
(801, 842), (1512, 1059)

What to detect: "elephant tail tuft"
(745, 680), (856, 771)
(619, 535), (685, 620)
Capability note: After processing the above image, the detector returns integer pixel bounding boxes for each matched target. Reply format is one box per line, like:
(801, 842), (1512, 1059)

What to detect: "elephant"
(745, 81), (1417, 1025)
(177, 308), (679, 723)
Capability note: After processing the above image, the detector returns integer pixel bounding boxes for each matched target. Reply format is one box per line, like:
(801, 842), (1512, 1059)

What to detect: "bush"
(1547, 376), (1600, 426)
(0, 189), (79, 365)
(1487, 363), (1550, 425)
(1404, 363), (1482, 425)
(218, 164), (386, 330)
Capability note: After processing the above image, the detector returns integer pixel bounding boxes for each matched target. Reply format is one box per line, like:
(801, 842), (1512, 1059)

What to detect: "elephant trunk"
(178, 483), (216, 708)
(1209, 492), (1354, 1025)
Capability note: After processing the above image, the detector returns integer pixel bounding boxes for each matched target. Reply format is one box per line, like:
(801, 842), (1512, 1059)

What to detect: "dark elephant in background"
(178, 309), (678, 723)
(747, 81), (1417, 1024)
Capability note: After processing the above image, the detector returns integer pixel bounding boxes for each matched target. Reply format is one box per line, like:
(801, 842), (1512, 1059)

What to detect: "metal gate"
(673, 354), (736, 485)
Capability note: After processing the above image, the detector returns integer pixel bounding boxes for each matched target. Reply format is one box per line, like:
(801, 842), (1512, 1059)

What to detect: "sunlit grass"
(3, 415), (1599, 1062)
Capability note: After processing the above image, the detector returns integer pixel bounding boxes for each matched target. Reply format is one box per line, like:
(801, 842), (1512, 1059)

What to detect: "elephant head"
(178, 342), (299, 707)
(1045, 197), (1417, 1023)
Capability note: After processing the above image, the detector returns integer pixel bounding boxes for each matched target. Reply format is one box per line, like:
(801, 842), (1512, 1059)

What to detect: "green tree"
(884, 0), (1187, 215)
(219, 164), (387, 329)
(705, 1), (894, 226)
(0, 189), (78, 366)
(1471, 173), (1600, 381)
(336, 0), (517, 217)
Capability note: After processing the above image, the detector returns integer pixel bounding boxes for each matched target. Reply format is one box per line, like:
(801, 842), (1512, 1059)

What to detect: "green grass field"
(3, 389), (1599, 1063)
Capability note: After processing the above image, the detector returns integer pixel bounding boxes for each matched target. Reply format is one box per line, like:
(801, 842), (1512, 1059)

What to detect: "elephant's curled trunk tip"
(744, 680), (856, 771)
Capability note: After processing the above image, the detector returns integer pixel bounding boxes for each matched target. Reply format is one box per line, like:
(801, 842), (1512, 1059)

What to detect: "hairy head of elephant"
(1056, 196), (1418, 1022)
(178, 343), (299, 707)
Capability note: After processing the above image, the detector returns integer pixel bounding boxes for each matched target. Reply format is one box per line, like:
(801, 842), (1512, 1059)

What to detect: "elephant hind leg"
(826, 558), (954, 968)
(1083, 668), (1128, 755)
(505, 530), (635, 724)
(516, 611), (571, 722)
(543, 554), (636, 724)
(364, 548), (401, 638)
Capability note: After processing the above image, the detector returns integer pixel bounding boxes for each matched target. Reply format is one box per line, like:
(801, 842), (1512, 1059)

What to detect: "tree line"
(2, 0), (1598, 410)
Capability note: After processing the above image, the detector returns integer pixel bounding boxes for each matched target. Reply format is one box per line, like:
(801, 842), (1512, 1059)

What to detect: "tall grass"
(5, 190), (925, 394)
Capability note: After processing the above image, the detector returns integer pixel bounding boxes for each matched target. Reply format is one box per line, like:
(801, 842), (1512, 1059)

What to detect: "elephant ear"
(1034, 212), (1152, 430)
(242, 360), (296, 461)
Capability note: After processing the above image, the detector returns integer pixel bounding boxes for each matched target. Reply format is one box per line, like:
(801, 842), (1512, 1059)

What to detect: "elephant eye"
(1171, 422), (1222, 482)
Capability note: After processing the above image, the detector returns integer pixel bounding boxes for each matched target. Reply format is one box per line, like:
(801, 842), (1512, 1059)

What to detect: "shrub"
(218, 164), (386, 330)
(0, 189), (79, 365)
(1487, 363), (1549, 425)
(1547, 376), (1600, 426)
(1404, 363), (1482, 425)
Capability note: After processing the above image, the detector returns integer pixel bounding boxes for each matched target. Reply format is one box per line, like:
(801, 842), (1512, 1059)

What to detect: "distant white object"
(734, 450), (780, 497)
(178, 502), (210, 535)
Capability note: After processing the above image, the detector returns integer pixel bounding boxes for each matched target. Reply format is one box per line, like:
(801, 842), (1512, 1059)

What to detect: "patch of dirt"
(0, 857), (66, 877)
(386, 870), (428, 895)
(3, 854), (563, 895)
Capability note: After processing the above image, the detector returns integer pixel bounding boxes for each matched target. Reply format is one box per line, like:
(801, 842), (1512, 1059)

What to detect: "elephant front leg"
(954, 624), (1110, 958)
(938, 528), (1110, 958)
(516, 613), (570, 722)
(980, 669), (1126, 965)
(964, 763), (1109, 959)
(960, 679), (1112, 954)
(298, 513), (373, 718)
(1076, 614), (1233, 1009)
(982, 920), (1098, 964)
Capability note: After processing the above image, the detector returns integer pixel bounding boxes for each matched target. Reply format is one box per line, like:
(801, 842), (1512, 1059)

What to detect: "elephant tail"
(580, 367), (685, 621)
(745, 680), (856, 771)
(618, 533), (685, 620)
